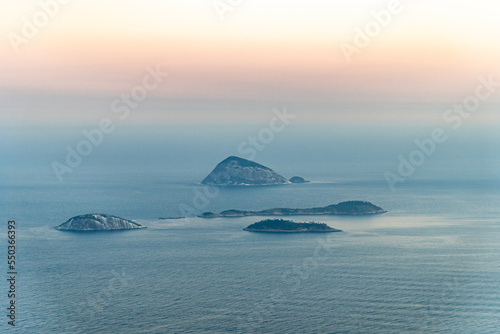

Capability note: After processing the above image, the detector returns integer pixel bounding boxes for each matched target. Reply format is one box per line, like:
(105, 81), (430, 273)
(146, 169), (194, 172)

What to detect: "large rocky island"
(56, 214), (145, 231)
(200, 200), (386, 218)
(202, 156), (303, 186)
(244, 219), (341, 233)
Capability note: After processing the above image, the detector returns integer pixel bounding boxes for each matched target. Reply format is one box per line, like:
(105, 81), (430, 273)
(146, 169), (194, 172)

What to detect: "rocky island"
(244, 219), (341, 233)
(56, 214), (145, 231)
(201, 156), (292, 186)
(200, 200), (386, 218)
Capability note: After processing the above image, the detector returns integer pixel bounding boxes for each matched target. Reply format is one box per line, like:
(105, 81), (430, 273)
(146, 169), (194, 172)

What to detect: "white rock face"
(202, 156), (291, 186)
(56, 214), (145, 231)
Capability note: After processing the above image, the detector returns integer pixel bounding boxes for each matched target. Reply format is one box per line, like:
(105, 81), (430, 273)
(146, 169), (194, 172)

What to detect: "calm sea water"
(1, 164), (499, 333)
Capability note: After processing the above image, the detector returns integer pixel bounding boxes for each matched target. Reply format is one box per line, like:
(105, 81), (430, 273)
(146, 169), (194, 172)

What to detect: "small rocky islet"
(289, 176), (309, 183)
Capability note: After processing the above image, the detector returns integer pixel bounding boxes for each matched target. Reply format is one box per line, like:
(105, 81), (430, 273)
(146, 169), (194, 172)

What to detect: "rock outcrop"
(289, 176), (308, 183)
(56, 214), (145, 231)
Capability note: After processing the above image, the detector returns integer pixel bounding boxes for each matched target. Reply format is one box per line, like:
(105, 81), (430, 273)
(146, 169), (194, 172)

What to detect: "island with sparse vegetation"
(243, 219), (341, 233)
(200, 200), (386, 218)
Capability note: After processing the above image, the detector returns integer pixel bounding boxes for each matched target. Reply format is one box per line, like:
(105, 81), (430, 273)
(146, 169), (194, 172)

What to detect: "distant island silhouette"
(244, 219), (341, 233)
(199, 200), (386, 218)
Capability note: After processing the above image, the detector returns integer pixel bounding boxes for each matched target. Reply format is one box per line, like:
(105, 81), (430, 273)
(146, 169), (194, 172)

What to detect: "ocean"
(1, 158), (499, 333)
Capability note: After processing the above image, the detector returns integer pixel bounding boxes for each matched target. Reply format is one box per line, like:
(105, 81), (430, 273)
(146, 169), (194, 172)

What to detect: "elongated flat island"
(200, 200), (386, 218)
(244, 219), (341, 233)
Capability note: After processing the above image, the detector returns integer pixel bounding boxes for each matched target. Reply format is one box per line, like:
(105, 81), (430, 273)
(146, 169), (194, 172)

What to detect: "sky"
(0, 0), (499, 183)
(1, 0), (500, 125)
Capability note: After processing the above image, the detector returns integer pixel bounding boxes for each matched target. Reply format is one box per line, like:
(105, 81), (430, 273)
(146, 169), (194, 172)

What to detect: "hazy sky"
(1, 0), (500, 124)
